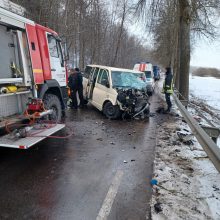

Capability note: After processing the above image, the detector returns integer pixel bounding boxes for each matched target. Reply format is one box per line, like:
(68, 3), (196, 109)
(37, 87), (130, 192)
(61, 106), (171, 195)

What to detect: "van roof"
(86, 64), (143, 74)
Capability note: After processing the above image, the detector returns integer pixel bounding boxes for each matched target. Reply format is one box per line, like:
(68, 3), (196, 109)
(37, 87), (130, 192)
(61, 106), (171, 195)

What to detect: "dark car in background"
(153, 65), (160, 81)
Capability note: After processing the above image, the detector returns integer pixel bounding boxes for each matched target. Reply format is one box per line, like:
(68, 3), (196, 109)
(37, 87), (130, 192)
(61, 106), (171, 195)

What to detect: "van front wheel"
(103, 102), (121, 119)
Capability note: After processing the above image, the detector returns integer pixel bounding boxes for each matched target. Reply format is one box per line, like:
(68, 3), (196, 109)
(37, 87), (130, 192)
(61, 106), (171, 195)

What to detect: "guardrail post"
(201, 126), (220, 144)
(179, 99), (188, 109)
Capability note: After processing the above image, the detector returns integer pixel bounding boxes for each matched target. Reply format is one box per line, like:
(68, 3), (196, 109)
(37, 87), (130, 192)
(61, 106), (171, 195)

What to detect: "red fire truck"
(0, 0), (69, 149)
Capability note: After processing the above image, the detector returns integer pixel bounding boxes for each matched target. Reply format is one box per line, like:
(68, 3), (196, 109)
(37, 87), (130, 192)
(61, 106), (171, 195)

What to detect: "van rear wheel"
(103, 102), (121, 119)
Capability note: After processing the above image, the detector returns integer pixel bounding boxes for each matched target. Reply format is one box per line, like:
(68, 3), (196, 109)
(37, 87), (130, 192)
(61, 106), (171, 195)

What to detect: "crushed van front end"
(116, 88), (150, 119)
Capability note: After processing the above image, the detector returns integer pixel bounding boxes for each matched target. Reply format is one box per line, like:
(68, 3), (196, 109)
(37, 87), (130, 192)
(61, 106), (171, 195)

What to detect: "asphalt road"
(0, 94), (162, 220)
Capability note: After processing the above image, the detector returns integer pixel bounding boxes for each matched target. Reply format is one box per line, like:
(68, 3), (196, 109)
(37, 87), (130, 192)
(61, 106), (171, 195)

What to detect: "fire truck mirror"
(62, 42), (69, 61)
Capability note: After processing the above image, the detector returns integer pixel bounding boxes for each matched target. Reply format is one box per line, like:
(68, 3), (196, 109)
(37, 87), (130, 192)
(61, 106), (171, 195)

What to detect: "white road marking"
(96, 170), (124, 220)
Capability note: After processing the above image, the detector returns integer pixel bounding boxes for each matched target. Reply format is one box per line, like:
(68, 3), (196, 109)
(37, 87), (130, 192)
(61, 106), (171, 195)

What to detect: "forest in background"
(11, 0), (220, 98)
(11, 0), (153, 70)
(191, 67), (220, 78)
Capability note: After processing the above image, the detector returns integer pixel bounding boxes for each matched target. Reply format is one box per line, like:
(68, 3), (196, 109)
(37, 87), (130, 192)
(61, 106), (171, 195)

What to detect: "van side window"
(84, 66), (92, 79)
(47, 35), (58, 58)
(99, 70), (109, 86)
(91, 68), (99, 83)
(97, 69), (104, 83)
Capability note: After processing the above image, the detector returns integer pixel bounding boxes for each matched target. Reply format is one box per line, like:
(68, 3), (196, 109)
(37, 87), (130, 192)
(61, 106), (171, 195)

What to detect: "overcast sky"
(191, 38), (220, 69)
(129, 17), (220, 69)
(129, 24), (220, 69)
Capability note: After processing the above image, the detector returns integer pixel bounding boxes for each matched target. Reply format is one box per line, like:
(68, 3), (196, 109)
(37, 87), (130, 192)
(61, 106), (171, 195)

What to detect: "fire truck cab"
(0, 0), (68, 149)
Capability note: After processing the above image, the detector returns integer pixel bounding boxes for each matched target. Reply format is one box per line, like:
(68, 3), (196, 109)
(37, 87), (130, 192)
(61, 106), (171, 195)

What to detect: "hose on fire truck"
(4, 98), (73, 139)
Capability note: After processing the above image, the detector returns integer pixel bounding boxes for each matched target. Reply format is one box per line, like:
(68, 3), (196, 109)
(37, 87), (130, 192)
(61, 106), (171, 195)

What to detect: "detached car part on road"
(83, 65), (150, 119)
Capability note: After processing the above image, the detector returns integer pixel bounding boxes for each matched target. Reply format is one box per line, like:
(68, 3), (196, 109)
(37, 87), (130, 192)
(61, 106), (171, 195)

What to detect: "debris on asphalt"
(193, 116), (202, 122)
(156, 107), (165, 114)
(213, 185), (220, 191)
(154, 202), (162, 213)
(182, 119), (187, 123)
(177, 131), (194, 145)
(149, 113), (156, 117)
(150, 179), (158, 186)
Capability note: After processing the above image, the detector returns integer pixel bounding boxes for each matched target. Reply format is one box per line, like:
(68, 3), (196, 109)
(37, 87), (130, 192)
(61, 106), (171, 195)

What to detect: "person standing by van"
(68, 67), (84, 109)
(162, 67), (173, 112)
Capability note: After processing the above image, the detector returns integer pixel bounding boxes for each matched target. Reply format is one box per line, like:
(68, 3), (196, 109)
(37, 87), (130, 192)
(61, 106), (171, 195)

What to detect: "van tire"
(103, 102), (121, 119)
(43, 94), (62, 122)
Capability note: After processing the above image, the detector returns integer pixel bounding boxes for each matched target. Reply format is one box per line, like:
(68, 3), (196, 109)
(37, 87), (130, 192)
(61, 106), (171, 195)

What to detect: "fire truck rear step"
(0, 124), (65, 149)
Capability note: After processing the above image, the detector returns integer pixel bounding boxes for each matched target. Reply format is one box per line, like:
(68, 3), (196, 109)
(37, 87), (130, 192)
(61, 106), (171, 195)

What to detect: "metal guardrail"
(173, 93), (220, 173)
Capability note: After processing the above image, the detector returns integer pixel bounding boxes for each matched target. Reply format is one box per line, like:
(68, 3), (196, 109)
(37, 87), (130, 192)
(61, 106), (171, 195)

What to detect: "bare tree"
(135, 0), (219, 99)
(11, 0), (152, 69)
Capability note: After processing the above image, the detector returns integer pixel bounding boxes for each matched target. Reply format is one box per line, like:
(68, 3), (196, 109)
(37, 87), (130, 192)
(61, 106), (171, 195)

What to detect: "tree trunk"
(178, 0), (190, 100)
(174, 22), (180, 90)
(111, 1), (126, 66)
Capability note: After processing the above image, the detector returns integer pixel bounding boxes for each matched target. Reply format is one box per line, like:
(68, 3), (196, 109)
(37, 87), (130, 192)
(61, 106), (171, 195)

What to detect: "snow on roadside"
(189, 75), (220, 111)
(150, 82), (220, 220)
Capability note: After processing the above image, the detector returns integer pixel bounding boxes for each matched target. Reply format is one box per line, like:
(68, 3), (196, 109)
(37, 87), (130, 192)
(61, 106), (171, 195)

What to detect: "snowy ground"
(189, 75), (220, 111)
(150, 78), (220, 220)
(189, 75), (220, 146)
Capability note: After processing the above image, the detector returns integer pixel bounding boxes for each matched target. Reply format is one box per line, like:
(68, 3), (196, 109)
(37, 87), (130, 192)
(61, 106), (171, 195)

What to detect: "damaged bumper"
(133, 103), (149, 118)
(116, 88), (150, 118)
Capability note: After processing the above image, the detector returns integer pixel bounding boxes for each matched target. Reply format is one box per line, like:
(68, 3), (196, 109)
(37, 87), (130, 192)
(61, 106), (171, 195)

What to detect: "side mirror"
(62, 41), (69, 61)
(103, 79), (110, 88)
(106, 81), (110, 88)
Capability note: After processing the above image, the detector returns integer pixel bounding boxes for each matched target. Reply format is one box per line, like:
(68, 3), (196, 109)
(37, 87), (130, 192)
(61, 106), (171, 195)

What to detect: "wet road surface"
(0, 94), (161, 220)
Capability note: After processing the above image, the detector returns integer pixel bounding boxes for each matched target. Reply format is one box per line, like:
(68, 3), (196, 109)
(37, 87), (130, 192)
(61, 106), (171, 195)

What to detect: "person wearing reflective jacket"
(162, 67), (173, 112)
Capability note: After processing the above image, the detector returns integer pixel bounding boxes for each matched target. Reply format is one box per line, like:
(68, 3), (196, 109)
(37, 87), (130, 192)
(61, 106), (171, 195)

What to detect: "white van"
(83, 65), (150, 119)
(133, 62), (155, 95)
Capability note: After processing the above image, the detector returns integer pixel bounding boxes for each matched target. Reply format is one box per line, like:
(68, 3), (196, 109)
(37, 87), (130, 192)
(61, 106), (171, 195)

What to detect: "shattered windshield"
(111, 71), (146, 90)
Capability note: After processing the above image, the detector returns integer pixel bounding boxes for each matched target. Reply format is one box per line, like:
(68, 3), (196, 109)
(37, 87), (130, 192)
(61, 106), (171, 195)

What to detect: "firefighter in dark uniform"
(68, 67), (84, 109)
(162, 67), (173, 112)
